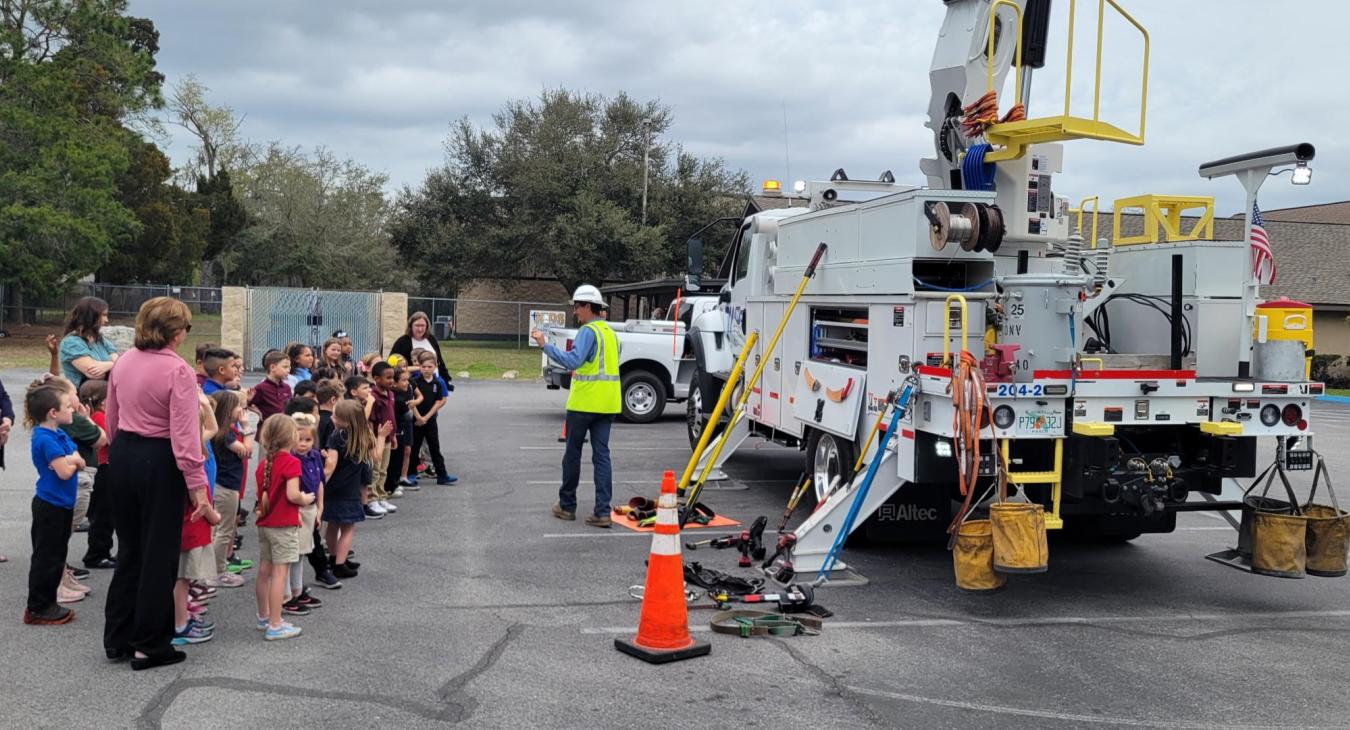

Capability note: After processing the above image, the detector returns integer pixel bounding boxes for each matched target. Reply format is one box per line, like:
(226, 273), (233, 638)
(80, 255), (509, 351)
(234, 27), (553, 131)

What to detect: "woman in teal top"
(59, 297), (119, 389)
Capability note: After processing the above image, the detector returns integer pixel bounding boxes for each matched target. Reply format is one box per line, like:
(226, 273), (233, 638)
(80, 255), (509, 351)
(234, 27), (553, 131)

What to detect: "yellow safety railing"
(1111, 194), (1215, 245)
(1002, 439), (1065, 529)
(983, 0), (1150, 163)
(1069, 196), (1100, 247)
(985, 0), (1024, 108)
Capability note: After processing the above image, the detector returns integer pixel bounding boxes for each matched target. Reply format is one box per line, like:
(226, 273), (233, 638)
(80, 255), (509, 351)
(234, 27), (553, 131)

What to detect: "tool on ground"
(777, 475), (812, 532)
(712, 583), (815, 613)
(683, 515), (767, 567)
(679, 502), (716, 526)
(709, 609), (822, 638)
(678, 242), (828, 523)
(761, 532), (799, 584)
(813, 379), (916, 586)
(615, 470), (711, 664)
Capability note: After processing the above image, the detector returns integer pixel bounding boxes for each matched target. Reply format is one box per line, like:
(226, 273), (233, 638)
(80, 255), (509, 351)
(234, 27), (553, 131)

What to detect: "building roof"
(1247, 200), (1350, 225)
(1107, 212), (1350, 309)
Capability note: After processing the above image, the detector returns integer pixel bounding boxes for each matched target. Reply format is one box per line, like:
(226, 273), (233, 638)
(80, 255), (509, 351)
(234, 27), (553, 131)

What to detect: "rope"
(912, 276), (996, 293)
(947, 350), (995, 532)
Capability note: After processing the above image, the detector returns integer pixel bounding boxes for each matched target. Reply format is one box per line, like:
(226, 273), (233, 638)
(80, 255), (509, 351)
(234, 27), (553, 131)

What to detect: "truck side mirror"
(685, 237), (704, 291)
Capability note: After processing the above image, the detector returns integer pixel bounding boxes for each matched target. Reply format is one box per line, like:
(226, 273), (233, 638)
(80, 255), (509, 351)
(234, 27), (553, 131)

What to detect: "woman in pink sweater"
(102, 297), (212, 671)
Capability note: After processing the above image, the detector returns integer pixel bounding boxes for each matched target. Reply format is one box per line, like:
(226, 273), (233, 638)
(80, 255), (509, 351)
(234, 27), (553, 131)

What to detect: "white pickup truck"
(541, 296), (719, 423)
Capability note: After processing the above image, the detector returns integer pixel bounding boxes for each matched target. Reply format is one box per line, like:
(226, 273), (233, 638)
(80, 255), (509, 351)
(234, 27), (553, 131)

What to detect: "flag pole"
(1235, 169), (1266, 379)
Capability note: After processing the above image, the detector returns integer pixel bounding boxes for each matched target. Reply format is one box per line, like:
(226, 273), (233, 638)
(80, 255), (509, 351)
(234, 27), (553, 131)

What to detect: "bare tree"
(167, 74), (245, 180)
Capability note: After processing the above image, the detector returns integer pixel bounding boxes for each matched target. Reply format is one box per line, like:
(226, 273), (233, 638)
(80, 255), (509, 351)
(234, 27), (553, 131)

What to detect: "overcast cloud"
(132, 0), (1347, 218)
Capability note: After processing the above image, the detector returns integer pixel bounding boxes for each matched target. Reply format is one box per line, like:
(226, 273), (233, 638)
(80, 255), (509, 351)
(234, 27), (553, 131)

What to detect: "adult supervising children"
(530, 284), (620, 528)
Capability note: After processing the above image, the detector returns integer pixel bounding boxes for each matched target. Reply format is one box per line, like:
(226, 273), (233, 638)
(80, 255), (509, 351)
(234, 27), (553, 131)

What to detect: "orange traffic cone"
(614, 470), (711, 663)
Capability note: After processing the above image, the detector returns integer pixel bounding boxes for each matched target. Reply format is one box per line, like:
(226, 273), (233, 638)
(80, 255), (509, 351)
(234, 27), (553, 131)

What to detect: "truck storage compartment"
(810, 307), (869, 368)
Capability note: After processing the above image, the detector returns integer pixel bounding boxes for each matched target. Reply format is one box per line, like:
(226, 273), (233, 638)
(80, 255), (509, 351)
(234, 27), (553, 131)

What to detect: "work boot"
(584, 514), (612, 529)
(551, 503), (576, 521)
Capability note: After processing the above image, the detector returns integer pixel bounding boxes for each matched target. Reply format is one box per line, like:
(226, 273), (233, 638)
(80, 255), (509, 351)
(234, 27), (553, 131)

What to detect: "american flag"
(1250, 202), (1275, 285)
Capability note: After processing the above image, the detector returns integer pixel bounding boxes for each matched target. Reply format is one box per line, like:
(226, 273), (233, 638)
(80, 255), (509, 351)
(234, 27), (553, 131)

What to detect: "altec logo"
(880, 504), (939, 521)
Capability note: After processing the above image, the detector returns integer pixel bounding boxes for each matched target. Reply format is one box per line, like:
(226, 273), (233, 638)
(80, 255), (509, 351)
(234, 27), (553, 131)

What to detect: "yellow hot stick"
(852, 401), (891, 474)
(685, 243), (828, 509)
(678, 330), (759, 493)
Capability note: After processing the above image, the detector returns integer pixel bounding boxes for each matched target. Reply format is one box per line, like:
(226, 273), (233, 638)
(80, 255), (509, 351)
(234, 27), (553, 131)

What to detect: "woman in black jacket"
(388, 312), (452, 387)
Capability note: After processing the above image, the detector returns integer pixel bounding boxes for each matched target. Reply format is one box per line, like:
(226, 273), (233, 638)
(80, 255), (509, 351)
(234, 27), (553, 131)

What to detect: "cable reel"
(927, 202), (1005, 253)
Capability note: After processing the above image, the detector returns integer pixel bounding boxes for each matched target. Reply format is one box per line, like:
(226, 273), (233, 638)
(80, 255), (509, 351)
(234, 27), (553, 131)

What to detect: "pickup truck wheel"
(686, 368), (724, 450)
(620, 371), (666, 424)
(806, 428), (857, 507)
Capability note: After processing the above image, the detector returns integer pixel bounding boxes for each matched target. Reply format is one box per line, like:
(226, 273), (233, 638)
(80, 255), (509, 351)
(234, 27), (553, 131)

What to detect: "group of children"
(19, 333), (457, 645)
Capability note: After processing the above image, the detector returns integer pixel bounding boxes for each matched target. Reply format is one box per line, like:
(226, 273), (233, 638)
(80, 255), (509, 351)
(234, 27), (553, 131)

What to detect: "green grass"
(1328, 389), (1350, 398)
(439, 340), (543, 380)
(0, 314), (221, 371)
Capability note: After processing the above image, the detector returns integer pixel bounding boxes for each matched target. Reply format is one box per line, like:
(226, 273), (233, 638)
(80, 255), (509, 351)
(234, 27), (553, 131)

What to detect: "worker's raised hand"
(529, 329), (545, 347)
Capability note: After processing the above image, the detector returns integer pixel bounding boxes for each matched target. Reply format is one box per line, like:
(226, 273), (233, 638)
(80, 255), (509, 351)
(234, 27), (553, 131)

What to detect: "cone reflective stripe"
(615, 471), (711, 663)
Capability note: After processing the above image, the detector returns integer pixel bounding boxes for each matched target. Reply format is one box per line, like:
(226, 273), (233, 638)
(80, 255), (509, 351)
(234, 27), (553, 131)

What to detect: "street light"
(1291, 161), (1313, 185)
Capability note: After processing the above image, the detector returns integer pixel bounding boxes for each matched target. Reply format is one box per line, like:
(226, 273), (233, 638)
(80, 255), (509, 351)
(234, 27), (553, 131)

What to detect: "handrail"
(1066, 0), (1149, 137)
(1072, 195), (1100, 247)
(943, 294), (970, 366)
(985, 0), (1024, 106)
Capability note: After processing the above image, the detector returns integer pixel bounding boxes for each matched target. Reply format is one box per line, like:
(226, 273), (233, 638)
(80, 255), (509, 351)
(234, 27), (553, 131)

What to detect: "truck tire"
(806, 428), (857, 507)
(686, 367), (724, 450)
(620, 370), (666, 424)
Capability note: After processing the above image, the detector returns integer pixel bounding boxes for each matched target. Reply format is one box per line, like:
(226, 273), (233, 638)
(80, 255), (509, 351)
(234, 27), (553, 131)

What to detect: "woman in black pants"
(102, 298), (212, 670)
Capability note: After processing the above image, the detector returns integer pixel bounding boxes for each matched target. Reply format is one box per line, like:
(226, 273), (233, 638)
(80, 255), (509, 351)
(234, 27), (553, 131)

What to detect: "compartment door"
(794, 361), (867, 440)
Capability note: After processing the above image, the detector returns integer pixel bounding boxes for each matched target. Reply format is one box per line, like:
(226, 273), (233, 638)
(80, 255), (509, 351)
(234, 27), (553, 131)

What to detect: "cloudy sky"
(132, 0), (1346, 218)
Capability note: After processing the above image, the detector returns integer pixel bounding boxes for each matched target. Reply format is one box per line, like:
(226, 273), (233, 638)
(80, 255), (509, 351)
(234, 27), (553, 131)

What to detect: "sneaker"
(390, 487), (405, 498)
(68, 565), (90, 580)
(264, 623), (303, 641)
(331, 563), (359, 579)
(57, 586), (86, 604)
(402, 480), (421, 491)
(83, 557), (116, 569)
(362, 505), (384, 519)
(584, 513), (613, 529)
(314, 571), (343, 590)
(295, 590), (322, 609)
(171, 623), (214, 645)
(398, 476), (418, 487)
(257, 617), (295, 632)
(189, 615), (215, 631)
(379, 500), (397, 513)
(228, 555), (254, 570)
(367, 501), (388, 515)
(187, 601), (208, 617)
(281, 599), (311, 616)
(61, 569), (92, 594)
(189, 584), (217, 601)
(206, 573), (245, 588)
(23, 606), (75, 625)
(551, 503), (576, 521)
(233, 534), (243, 551)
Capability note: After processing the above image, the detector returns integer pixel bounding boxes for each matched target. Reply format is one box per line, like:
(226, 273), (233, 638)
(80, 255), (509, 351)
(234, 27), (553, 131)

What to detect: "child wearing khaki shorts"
(253, 415), (312, 641)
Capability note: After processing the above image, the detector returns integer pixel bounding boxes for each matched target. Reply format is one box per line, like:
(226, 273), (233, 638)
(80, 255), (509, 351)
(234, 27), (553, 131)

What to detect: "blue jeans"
(559, 410), (614, 517)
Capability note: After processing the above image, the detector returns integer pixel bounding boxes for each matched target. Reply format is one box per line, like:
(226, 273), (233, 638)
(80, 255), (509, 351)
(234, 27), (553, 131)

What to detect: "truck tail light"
(1259, 404), (1280, 427)
(1281, 404), (1302, 427)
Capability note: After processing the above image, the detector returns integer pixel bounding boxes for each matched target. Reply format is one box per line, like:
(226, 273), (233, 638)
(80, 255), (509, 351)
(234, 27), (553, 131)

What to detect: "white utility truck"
(543, 296), (719, 423)
(682, 0), (1321, 579)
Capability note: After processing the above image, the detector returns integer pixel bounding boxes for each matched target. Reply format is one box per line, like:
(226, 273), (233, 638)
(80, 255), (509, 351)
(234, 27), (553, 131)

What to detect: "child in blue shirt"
(24, 383), (84, 625)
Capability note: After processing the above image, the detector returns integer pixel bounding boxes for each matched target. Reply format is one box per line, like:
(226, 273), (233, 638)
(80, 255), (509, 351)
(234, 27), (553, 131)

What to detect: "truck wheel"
(620, 370), (666, 424)
(686, 368), (724, 450)
(806, 428), (857, 506)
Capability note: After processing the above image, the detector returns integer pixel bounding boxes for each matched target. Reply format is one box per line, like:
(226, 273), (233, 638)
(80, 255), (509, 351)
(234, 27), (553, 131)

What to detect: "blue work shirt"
(544, 325), (600, 372)
(31, 426), (78, 509)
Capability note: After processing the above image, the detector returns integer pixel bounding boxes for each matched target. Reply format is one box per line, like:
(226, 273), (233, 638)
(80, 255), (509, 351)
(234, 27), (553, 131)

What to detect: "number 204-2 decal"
(994, 383), (1044, 397)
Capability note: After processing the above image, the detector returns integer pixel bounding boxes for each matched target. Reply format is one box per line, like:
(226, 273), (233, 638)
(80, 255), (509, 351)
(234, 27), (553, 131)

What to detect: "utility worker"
(531, 284), (621, 528)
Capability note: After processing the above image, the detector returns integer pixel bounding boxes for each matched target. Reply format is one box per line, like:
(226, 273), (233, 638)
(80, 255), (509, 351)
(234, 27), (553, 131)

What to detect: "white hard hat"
(571, 284), (605, 306)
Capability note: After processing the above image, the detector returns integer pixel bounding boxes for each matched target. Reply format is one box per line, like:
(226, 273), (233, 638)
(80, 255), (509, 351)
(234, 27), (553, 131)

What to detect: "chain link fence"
(408, 297), (571, 348)
(246, 287), (381, 367)
(0, 283), (222, 351)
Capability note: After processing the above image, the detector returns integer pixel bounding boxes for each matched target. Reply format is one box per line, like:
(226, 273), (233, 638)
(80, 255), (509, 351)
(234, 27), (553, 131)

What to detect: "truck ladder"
(690, 416), (750, 483)
(786, 448), (907, 583)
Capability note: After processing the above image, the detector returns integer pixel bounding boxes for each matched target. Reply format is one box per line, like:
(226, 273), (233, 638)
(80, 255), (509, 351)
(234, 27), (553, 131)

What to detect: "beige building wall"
(1313, 310), (1350, 356)
(454, 279), (570, 339)
(379, 292), (408, 354)
(220, 286), (246, 357)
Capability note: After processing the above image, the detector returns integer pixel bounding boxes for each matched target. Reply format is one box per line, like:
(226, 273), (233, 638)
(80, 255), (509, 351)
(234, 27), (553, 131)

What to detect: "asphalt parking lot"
(3, 371), (1350, 729)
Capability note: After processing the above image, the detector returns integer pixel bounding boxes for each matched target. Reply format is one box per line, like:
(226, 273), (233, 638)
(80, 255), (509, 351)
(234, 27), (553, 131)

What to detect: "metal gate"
(246, 287), (381, 369)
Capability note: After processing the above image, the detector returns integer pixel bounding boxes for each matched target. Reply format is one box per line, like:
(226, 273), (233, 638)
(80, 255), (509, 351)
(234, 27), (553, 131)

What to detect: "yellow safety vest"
(567, 320), (622, 414)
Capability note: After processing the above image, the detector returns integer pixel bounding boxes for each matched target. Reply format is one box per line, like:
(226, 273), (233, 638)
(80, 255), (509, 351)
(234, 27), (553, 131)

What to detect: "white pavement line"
(579, 608), (1350, 635)
(842, 685), (1302, 729)
(519, 446), (689, 451)
(542, 532), (650, 538)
